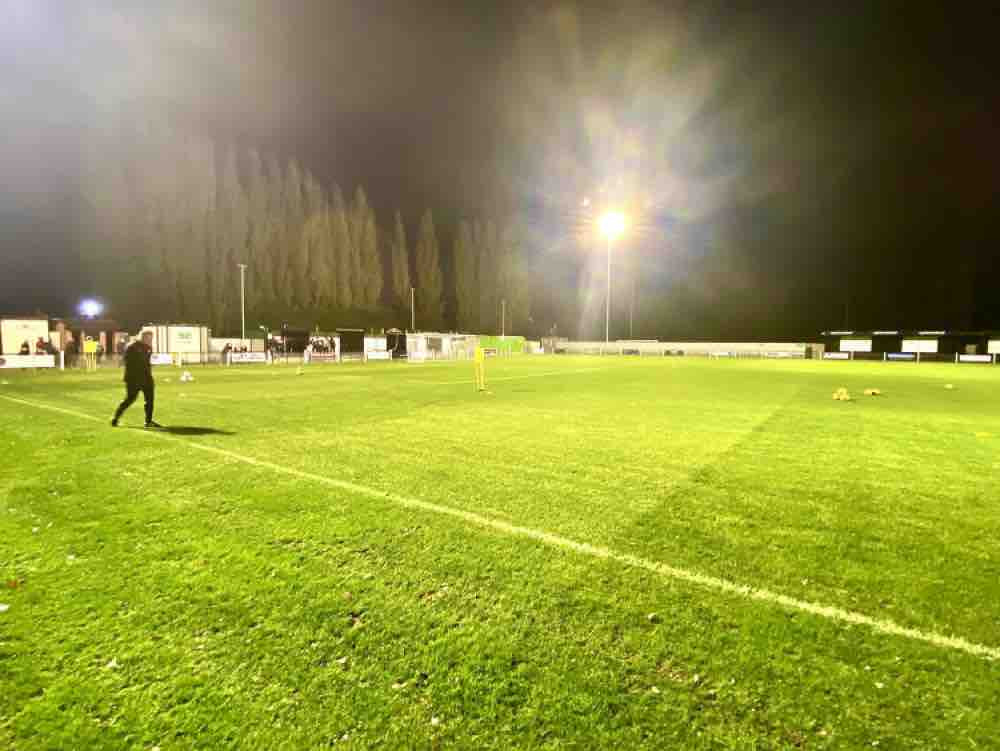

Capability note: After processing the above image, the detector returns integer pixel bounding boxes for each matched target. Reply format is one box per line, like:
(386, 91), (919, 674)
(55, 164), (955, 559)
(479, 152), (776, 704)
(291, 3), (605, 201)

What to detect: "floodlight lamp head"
(598, 211), (626, 240)
(78, 299), (103, 318)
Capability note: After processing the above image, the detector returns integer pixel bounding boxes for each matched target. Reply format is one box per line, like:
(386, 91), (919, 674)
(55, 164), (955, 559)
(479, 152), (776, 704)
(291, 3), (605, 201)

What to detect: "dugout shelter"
(822, 330), (1000, 363)
(337, 328), (365, 361)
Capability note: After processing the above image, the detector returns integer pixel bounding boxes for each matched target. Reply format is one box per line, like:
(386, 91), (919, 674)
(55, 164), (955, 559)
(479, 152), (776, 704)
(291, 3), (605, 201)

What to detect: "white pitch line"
(2, 393), (997, 662)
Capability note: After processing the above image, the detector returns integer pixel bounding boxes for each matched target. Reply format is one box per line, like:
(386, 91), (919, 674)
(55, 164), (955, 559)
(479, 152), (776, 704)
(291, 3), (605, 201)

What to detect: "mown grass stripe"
(3, 392), (997, 662)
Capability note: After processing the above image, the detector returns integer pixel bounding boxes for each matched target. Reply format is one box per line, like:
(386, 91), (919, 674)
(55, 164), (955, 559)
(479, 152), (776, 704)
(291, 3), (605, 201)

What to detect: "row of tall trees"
(453, 218), (531, 334)
(77, 118), (531, 335)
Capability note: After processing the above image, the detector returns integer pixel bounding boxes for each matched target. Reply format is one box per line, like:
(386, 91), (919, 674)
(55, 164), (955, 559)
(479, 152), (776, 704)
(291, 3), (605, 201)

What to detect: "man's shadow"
(131, 426), (235, 436)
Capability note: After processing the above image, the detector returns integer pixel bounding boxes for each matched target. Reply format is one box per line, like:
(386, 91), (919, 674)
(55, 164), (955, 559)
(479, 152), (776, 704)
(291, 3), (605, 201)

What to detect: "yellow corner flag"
(474, 346), (487, 392)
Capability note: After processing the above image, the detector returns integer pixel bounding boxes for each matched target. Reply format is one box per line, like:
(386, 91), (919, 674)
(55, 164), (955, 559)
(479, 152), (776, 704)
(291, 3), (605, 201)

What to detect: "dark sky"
(1, 1), (997, 336)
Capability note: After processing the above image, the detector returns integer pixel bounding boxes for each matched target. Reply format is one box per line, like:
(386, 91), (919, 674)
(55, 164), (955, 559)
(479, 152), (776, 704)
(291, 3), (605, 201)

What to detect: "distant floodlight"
(598, 211), (626, 240)
(79, 299), (103, 318)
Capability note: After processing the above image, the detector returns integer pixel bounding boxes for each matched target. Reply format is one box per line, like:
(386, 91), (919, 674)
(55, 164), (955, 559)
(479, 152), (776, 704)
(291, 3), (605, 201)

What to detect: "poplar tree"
(453, 219), (478, 331)
(245, 148), (274, 311)
(414, 209), (443, 328)
(390, 211), (411, 308)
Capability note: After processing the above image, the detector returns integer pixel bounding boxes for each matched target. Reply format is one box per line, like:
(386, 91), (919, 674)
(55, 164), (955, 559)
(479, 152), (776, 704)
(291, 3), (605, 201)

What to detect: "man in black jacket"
(111, 331), (162, 428)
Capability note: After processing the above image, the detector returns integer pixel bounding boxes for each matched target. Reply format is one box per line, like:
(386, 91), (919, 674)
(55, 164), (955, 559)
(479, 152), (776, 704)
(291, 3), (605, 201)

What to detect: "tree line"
(77, 118), (532, 336)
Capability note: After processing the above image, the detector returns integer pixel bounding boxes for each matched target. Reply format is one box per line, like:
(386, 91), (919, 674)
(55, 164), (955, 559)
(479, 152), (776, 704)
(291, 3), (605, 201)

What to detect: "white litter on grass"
(32, 527), (39, 534)
(944, 384), (955, 390)
(0, 604), (9, 613)
(180, 371), (194, 382)
(431, 717), (440, 727)
(104, 657), (120, 670)
(3, 392), (1000, 662)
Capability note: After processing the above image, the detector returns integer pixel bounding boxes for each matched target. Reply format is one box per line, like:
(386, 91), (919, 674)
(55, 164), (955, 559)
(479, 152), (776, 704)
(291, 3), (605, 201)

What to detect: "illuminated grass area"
(2, 356), (998, 749)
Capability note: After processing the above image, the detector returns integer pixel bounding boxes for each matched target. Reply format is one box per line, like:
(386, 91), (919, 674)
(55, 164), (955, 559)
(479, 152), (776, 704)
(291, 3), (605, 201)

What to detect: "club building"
(821, 330), (1000, 363)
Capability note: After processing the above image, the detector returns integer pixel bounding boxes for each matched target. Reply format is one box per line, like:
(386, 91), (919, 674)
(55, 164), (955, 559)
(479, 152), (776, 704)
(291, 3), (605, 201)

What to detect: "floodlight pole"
(501, 299), (506, 339)
(238, 263), (247, 344)
(605, 235), (612, 352)
(629, 275), (635, 339)
(410, 287), (415, 332)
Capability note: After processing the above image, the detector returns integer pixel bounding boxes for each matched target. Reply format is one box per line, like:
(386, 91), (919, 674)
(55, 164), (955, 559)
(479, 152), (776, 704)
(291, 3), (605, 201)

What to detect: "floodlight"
(598, 211), (626, 239)
(79, 299), (103, 318)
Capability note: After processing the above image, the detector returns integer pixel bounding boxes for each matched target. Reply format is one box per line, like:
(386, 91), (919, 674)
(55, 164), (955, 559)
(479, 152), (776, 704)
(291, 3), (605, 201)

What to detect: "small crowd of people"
(19, 337), (58, 356)
(18, 335), (115, 367)
(220, 342), (252, 356)
(308, 336), (336, 353)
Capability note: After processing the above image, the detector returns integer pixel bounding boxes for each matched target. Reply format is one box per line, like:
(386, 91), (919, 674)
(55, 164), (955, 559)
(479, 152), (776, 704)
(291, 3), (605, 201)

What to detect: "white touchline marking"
(3, 393), (997, 662)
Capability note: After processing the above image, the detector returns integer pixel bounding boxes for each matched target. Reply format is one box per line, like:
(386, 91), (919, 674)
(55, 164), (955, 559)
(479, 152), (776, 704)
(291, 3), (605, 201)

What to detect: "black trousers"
(114, 381), (154, 423)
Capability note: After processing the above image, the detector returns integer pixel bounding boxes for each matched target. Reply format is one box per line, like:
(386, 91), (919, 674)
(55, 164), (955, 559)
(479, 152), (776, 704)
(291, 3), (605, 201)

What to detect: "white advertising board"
(823, 351), (850, 360)
(142, 324), (207, 359)
(406, 334), (428, 361)
(988, 340), (1000, 355)
(958, 354), (993, 363)
(308, 352), (340, 363)
(0, 354), (56, 369)
(1, 319), (50, 355)
(839, 338), (872, 353)
(902, 338), (938, 354)
(167, 326), (202, 353)
(230, 352), (268, 364)
(150, 353), (174, 365)
(364, 336), (390, 361)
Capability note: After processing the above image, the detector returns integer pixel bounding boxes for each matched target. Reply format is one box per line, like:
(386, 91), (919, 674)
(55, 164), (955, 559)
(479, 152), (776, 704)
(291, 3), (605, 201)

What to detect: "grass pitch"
(2, 356), (999, 749)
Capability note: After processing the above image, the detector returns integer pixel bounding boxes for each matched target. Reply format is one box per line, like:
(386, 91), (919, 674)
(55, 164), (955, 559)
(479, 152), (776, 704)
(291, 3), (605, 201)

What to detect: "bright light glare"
(598, 211), (626, 239)
(79, 299), (103, 318)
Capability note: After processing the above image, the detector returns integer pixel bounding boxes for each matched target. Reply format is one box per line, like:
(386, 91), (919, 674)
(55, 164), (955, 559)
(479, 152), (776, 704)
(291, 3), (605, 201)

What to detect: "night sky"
(1, 1), (997, 337)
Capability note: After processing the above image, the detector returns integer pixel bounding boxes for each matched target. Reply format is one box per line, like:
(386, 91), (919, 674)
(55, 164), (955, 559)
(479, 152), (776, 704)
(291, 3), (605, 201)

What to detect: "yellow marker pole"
(83, 339), (98, 372)
(474, 346), (486, 392)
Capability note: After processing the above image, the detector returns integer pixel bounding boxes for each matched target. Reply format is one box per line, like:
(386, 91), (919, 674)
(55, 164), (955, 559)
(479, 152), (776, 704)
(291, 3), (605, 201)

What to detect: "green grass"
(2, 356), (998, 749)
